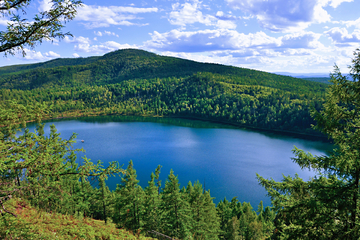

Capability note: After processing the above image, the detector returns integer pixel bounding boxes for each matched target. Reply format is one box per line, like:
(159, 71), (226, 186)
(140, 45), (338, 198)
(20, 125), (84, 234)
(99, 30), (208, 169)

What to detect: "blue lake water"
(27, 116), (333, 207)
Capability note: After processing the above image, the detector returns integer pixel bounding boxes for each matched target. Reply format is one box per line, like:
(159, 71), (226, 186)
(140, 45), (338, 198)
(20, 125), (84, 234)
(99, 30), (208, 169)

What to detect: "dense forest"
(2, 48), (359, 239)
(0, 49), (328, 138)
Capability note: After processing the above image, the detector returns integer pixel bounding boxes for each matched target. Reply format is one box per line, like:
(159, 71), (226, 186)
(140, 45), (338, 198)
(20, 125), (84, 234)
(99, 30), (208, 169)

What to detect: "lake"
(27, 115), (333, 207)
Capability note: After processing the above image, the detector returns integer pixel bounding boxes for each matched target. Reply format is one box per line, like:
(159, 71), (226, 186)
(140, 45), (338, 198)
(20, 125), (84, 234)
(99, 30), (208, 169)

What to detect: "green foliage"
(0, 100), (126, 237)
(142, 171), (161, 233)
(185, 181), (220, 239)
(258, 48), (360, 239)
(0, 198), (154, 239)
(160, 169), (193, 239)
(217, 197), (274, 240)
(0, 0), (83, 56)
(0, 49), (328, 139)
(0, 57), (327, 137)
(114, 160), (145, 231)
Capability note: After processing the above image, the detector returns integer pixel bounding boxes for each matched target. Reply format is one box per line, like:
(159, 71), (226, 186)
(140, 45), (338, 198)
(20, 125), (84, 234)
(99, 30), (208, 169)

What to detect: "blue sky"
(1, 0), (360, 74)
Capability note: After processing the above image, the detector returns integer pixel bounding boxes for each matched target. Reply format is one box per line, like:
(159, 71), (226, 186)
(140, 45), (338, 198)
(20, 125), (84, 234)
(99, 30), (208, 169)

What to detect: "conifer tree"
(186, 181), (220, 239)
(91, 175), (114, 223)
(217, 197), (234, 239)
(143, 171), (162, 234)
(0, 101), (124, 217)
(155, 165), (162, 195)
(258, 48), (360, 238)
(160, 169), (192, 239)
(113, 160), (145, 231)
(225, 216), (241, 240)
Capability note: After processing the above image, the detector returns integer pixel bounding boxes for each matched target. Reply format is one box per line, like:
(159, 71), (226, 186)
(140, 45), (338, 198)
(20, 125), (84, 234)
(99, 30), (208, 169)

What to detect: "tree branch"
(0, 0), (28, 11)
(0, 8), (69, 53)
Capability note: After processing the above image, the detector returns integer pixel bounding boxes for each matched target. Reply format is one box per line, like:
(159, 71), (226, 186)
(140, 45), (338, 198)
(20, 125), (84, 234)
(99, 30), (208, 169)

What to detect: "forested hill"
(1, 48), (324, 91)
(0, 49), (328, 137)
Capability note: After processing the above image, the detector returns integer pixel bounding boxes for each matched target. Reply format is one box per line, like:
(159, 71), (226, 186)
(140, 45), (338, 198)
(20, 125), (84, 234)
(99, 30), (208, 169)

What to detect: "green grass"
(1, 198), (155, 240)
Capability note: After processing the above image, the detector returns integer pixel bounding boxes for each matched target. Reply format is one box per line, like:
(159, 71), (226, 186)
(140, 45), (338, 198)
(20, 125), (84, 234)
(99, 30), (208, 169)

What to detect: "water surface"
(28, 116), (333, 207)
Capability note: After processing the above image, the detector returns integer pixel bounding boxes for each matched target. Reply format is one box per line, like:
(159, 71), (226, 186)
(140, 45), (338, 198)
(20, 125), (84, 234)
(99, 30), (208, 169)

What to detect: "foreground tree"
(258, 49), (360, 239)
(0, 0), (82, 56)
(0, 100), (124, 218)
(114, 160), (145, 231)
(160, 170), (193, 239)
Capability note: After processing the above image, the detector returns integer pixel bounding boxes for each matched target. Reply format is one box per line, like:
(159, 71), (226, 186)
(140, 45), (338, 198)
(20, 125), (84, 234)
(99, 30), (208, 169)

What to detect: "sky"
(1, 0), (360, 75)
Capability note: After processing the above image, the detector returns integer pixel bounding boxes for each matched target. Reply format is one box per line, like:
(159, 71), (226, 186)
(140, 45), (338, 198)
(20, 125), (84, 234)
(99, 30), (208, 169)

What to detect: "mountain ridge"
(0, 48), (326, 91)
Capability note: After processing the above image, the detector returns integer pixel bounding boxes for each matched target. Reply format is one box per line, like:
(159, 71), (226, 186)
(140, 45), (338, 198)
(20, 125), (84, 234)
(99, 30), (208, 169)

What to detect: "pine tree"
(186, 181), (220, 239)
(160, 169), (192, 239)
(257, 48), (360, 238)
(225, 216), (241, 240)
(143, 171), (162, 234)
(113, 160), (145, 231)
(217, 197), (234, 239)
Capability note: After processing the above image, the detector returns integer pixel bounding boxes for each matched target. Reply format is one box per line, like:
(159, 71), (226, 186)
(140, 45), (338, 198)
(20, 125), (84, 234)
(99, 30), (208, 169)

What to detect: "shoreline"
(38, 111), (330, 143)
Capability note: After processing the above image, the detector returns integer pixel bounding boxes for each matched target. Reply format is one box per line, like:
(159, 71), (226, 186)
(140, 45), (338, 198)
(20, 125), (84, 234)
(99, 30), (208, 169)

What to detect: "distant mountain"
(0, 49), (330, 137)
(274, 72), (331, 78)
(0, 48), (328, 91)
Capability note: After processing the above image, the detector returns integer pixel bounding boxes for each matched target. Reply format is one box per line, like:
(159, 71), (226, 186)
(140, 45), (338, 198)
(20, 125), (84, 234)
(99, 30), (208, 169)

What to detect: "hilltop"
(0, 49), (328, 137)
(0, 48), (325, 90)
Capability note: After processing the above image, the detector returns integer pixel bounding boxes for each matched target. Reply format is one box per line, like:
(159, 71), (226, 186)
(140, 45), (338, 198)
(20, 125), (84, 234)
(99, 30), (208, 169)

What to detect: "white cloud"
(74, 41), (138, 54)
(94, 30), (119, 37)
(73, 53), (80, 58)
(169, 0), (213, 26)
(22, 49), (46, 61)
(342, 17), (360, 29)
(325, 27), (360, 46)
(216, 20), (237, 29)
(65, 36), (136, 54)
(94, 31), (103, 36)
(38, 0), (52, 12)
(16, 48), (59, 61)
(64, 36), (91, 45)
(0, 18), (13, 26)
(145, 29), (322, 53)
(104, 31), (119, 37)
(280, 32), (323, 49)
(44, 51), (60, 58)
(328, 0), (353, 8)
(76, 4), (158, 28)
(225, 0), (333, 32)
(169, 0), (237, 29)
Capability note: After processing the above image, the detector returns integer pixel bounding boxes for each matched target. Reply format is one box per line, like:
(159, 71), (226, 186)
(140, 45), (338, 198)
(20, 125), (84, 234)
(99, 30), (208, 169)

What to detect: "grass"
(0, 198), (155, 240)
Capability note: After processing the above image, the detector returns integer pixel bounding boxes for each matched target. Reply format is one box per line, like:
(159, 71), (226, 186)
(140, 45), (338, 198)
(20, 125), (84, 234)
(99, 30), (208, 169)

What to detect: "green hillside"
(0, 48), (325, 91)
(2, 198), (154, 240)
(0, 49), (328, 137)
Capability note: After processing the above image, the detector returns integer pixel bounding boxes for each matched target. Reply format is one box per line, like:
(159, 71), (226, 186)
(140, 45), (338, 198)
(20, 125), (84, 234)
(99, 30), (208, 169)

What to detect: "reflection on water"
(29, 115), (333, 207)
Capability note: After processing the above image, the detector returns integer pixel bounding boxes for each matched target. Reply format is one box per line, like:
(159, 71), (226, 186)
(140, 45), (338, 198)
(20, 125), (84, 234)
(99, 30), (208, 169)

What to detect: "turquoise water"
(27, 116), (332, 207)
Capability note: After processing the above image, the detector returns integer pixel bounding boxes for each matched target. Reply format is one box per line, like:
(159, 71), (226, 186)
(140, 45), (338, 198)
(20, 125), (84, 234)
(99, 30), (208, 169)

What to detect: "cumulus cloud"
(73, 53), (80, 58)
(64, 36), (136, 54)
(94, 31), (103, 36)
(64, 36), (91, 45)
(0, 18), (14, 26)
(16, 48), (60, 61)
(169, 0), (237, 29)
(342, 17), (360, 29)
(169, 0), (213, 26)
(325, 27), (360, 46)
(38, 0), (52, 12)
(280, 32), (323, 48)
(328, 0), (353, 8)
(225, 0), (335, 32)
(76, 4), (158, 28)
(145, 29), (322, 53)
(74, 40), (138, 54)
(94, 30), (119, 37)
(44, 51), (60, 58)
